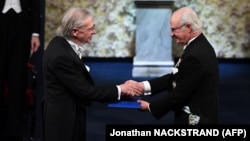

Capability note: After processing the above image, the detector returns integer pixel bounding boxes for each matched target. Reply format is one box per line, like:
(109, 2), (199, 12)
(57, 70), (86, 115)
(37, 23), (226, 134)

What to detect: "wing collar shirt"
(66, 39), (121, 100)
(67, 39), (90, 72)
(183, 36), (197, 50)
(2, 0), (39, 37)
(2, 0), (21, 13)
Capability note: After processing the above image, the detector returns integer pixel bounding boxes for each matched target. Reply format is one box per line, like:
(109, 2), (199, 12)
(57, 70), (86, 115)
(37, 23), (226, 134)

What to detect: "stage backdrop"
(45, 0), (250, 59)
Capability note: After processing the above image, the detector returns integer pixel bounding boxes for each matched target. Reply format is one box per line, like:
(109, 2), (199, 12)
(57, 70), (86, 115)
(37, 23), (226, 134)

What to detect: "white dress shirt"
(2, 0), (21, 13)
(67, 40), (90, 71)
(67, 40), (85, 58)
(2, 0), (39, 37)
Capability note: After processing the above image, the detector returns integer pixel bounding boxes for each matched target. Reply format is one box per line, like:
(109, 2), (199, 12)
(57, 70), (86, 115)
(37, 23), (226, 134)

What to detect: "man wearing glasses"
(128, 6), (219, 125)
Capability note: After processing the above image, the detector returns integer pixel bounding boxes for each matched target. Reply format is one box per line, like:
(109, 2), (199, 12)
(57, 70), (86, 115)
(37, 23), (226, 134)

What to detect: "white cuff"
(148, 104), (151, 112)
(116, 85), (121, 100)
(32, 33), (39, 37)
(143, 81), (151, 95)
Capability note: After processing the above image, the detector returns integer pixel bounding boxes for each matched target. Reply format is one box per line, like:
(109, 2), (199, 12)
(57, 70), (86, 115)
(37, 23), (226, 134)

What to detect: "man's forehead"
(170, 16), (180, 26)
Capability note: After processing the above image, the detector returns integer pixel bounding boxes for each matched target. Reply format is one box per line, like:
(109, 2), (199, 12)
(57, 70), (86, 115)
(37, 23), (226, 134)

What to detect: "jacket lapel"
(61, 37), (94, 84)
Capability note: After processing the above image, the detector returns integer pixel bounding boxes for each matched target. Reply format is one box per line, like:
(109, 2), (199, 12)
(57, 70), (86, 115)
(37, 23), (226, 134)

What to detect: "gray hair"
(56, 7), (92, 39)
(180, 7), (203, 32)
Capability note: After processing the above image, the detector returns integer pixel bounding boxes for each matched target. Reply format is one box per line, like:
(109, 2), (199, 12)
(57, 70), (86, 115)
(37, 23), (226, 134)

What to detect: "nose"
(92, 29), (96, 35)
(170, 32), (175, 37)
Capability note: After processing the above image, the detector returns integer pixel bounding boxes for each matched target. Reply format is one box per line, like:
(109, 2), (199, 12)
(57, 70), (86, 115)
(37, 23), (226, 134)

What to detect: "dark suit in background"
(0, 0), (41, 141)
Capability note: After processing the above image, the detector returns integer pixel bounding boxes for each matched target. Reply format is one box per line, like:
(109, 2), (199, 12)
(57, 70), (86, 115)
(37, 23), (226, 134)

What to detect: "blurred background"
(45, 0), (250, 58)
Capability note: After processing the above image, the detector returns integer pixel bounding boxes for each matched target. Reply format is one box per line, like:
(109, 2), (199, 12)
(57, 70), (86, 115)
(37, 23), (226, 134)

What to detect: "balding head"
(170, 7), (203, 45)
(171, 7), (203, 33)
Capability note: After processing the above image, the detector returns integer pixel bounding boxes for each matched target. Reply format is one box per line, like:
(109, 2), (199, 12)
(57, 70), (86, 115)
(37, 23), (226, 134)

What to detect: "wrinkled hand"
(119, 80), (144, 97)
(137, 99), (150, 111)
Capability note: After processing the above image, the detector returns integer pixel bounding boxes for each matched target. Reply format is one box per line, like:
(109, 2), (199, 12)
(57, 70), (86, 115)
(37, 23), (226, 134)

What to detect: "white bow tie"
(67, 40), (86, 59)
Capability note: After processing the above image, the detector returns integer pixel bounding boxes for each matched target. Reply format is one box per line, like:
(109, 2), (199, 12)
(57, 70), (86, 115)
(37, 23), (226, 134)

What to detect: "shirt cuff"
(116, 85), (121, 100)
(148, 104), (151, 112)
(32, 33), (39, 37)
(143, 81), (151, 95)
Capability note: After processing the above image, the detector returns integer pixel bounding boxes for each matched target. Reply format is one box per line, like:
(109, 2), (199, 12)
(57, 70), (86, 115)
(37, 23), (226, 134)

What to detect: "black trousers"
(0, 9), (32, 141)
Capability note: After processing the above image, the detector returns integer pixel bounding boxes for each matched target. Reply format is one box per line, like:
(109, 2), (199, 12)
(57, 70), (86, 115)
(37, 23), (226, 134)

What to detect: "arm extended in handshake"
(121, 80), (150, 111)
(118, 80), (144, 97)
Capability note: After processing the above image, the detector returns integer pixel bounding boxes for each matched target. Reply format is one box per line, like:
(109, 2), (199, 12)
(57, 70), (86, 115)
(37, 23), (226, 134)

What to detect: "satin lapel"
(64, 41), (94, 84)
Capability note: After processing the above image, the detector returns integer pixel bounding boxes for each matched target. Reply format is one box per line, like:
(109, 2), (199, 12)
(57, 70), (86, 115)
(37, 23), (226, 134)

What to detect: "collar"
(183, 35), (198, 50)
(66, 39), (90, 72)
(66, 39), (85, 58)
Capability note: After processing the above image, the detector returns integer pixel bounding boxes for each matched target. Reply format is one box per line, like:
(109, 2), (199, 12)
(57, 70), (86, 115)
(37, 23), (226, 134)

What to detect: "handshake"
(118, 80), (150, 111)
(119, 80), (144, 97)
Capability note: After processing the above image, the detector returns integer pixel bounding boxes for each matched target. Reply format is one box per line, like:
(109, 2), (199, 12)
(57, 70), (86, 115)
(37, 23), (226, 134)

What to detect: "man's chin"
(87, 39), (92, 43)
(175, 40), (180, 44)
(83, 40), (91, 44)
(175, 40), (184, 45)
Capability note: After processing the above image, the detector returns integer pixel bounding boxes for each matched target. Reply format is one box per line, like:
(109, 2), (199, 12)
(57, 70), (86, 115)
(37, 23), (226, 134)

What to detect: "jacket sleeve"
(148, 73), (173, 95)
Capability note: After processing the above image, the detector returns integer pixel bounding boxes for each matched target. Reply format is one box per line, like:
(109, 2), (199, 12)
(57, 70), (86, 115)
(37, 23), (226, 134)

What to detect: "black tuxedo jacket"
(148, 33), (219, 124)
(42, 36), (119, 141)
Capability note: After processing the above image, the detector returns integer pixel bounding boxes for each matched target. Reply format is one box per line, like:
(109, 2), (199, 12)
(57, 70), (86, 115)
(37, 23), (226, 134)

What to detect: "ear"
(71, 28), (78, 37)
(186, 24), (192, 32)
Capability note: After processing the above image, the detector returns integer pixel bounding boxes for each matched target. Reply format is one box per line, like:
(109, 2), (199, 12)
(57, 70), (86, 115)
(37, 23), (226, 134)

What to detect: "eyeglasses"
(171, 24), (186, 33)
(75, 25), (95, 33)
(82, 25), (95, 32)
(86, 25), (95, 31)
